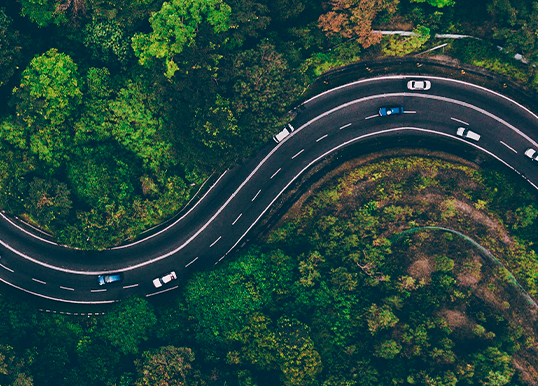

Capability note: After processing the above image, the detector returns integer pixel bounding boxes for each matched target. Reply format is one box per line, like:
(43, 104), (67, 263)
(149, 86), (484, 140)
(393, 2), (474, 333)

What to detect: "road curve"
(1, 75), (538, 305)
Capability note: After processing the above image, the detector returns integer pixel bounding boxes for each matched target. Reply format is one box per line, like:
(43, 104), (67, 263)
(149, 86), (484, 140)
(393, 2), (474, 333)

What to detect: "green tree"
(512, 204), (538, 229)
(132, 0), (232, 78)
(489, 0), (538, 64)
(75, 336), (120, 384)
(269, 0), (305, 21)
(66, 145), (136, 208)
(225, 0), (270, 48)
(0, 344), (33, 386)
(10, 49), (82, 168)
(98, 296), (157, 355)
(230, 313), (279, 370)
(109, 81), (175, 172)
(275, 318), (322, 386)
(83, 19), (132, 64)
(0, 9), (24, 90)
(185, 252), (273, 347)
(18, 0), (67, 27)
(135, 346), (199, 386)
(225, 41), (301, 143)
(411, 0), (454, 7)
(15, 48), (82, 126)
(86, 0), (162, 29)
(25, 177), (72, 227)
(469, 347), (514, 386)
(366, 303), (399, 335)
(382, 26), (431, 56)
(434, 254), (455, 272)
(374, 339), (402, 359)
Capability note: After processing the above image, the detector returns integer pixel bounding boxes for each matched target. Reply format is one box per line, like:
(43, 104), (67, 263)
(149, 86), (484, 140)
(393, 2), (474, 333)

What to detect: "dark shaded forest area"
(1, 0), (537, 249)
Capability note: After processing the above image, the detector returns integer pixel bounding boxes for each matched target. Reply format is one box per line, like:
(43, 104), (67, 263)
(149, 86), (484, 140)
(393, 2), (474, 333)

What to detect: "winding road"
(1, 75), (538, 306)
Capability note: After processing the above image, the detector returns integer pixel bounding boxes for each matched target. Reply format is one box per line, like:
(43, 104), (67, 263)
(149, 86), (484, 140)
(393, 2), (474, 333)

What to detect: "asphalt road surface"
(1, 75), (538, 305)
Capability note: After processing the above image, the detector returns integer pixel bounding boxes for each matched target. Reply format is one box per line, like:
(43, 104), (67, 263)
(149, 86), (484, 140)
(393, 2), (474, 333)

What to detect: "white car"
(273, 123), (295, 143)
(456, 127), (481, 142)
(153, 271), (177, 288)
(525, 148), (538, 161)
(407, 80), (431, 91)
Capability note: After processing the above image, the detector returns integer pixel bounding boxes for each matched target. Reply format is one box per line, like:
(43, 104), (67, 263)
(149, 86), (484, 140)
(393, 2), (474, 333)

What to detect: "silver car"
(407, 80), (431, 91)
(525, 148), (538, 161)
(456, 127), (481, 142)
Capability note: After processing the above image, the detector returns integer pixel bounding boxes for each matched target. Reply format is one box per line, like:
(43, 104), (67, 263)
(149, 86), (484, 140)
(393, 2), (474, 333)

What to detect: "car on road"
(407, 80), (431, 91)
(525, 148), (538, 161)
(273, 123), (295, 143)
(98, 273), (122, 286)
(153, 271), (177, 288)
(379, 106), (404, 116)
(456, 127), (481, 141)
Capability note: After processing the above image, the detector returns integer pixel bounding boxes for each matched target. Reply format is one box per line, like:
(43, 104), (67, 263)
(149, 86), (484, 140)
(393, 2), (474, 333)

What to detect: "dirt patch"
(455, 255), (482, 287)
(438, 308), (474, 331)
(407, 256), (434, 282)
(453, 200), (513, 245)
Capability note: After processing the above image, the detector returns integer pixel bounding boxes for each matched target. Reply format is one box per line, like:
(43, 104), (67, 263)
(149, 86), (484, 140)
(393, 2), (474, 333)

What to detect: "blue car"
(98, 273), (122, 286)
(379, 106), (404, 116)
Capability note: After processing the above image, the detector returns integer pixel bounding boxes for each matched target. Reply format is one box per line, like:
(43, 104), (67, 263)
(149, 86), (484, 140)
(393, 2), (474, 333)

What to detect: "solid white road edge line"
(0, 213), (59, 246)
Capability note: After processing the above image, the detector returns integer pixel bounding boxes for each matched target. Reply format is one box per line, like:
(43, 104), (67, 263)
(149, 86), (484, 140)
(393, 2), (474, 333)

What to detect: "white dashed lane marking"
(60, 286), (74, 291)
(123, 284), (139, 289)
(500, 141), (517, 153)
(252, 190), (261, 202)
(0, 263), (13, 273)
(270, 168), (281, 179)
(292, 149), (304, 159)
(185, 257), (198, 268)
(451, 117), (469, 125)
(232, 213), (242, 226)
(316, 134), (328, 142)
(210, 236), (222, 248)
(339, 123), (352, 130)
(32, 278), (46, 285)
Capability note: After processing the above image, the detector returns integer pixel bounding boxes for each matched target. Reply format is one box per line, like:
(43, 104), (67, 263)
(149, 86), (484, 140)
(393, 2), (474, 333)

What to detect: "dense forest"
(1, 0), (538, 249)
(2, 154), (538, 385)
